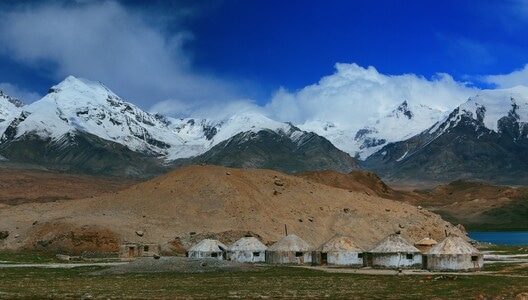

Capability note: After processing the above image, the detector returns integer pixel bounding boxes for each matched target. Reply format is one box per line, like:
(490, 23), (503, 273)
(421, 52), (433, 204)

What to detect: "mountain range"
(1, 76), (528, 184)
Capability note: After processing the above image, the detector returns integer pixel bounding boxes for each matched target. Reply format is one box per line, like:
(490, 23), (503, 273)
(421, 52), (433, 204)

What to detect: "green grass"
(0, 265), (527, 299)
(0, 252), (58, 264)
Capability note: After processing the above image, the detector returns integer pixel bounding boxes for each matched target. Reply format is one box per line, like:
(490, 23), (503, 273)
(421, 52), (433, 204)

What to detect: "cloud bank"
(0, 1), (526, 130)
(0, 1), (243, 116)
(0, 82), (42, 103)
(485, 64), (528, 88)
(265, 63), (477, 129)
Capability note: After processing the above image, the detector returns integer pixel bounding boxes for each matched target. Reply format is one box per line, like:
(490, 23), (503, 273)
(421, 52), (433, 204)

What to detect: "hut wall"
(138, 243), (161, 257)
(265, 250), (312, 264)
(327, 251), (364, 266)
(313, 251), (363, 266)
(371, 252), (422, 269)
(187, 250), (224, 260)
(426, 254), (483, 271)
(228, 250), (265, 263)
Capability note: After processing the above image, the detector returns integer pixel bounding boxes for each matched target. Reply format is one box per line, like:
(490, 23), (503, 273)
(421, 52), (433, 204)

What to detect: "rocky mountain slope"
(364, 87), (528, 185)
(0, 165), (463, 255)
(300, 100), (446, 159)
(0, 77), (357, 176)
(180, 126), (358, 173)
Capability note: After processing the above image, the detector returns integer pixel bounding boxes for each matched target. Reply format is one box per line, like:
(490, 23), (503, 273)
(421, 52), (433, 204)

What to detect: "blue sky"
(0, 0), (528, 124)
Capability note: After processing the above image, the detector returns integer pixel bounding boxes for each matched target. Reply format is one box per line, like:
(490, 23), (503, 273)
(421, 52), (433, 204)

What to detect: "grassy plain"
(0, 262), (527, 299)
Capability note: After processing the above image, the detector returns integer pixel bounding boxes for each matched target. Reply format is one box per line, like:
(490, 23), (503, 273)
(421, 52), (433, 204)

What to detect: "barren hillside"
(300, 170), (528, 231)
(0, 166), (140, 205)
(0, 165), (462, 255)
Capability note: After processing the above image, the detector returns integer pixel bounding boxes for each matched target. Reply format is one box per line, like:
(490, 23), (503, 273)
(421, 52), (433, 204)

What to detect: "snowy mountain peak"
(1, 76), (314, 163)
(441, 86), (528, 133)
(0, 90), (25, 108)
(390, 100), (413, 120)
(301, 100), (446, 160)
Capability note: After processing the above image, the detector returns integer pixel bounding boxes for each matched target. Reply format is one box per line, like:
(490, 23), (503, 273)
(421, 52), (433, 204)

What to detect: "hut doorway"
(128, 246), (135, 257)
(321, 253), (328, 265)
(366, 253), (373, 267)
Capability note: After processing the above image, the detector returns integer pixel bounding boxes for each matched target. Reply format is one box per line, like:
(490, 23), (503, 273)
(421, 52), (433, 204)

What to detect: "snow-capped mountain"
(0, 76), (305, 161)
(364, 86), (528, 184)
(430, 86), (528, 137)
(0, 76), (357, 176)
(0, 90), (24, 138)
(300, 100), (446, 159)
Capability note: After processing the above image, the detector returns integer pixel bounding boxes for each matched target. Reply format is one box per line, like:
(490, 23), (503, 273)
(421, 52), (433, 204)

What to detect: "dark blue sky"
(184, 0), (527, 91)
(0, 0), (527, 114)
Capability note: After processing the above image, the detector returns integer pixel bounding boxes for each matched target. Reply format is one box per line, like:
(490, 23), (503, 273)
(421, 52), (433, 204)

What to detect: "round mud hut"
(312, 235), (364, 267)
(265, 234), (313, 264)
(366, 233), (422, 269)
(227, 237), (267, 263)
(414, 237), (438, 253)
(187, 239), (226, 260)
(425, 236), (483, 271)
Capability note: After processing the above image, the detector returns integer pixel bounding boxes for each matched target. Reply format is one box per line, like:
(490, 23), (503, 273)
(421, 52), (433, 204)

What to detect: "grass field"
(1, 263), (527, 299)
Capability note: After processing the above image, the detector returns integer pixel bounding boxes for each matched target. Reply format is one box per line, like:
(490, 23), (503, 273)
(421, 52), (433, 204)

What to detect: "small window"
(406, 254), (413, 260)
(143, 245), (149, 252)
(253, 252), (260, 257)
(211, 252), (218, 258)
(471, 255), (478, 262)
(295, 252), (303, 257)
(358, 253), (363, 259)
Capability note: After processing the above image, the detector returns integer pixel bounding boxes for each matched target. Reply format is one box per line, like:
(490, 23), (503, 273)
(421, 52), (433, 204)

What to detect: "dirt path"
(298, 265), (528, 277)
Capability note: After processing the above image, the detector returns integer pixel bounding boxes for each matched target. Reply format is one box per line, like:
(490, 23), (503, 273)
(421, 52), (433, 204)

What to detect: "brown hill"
(300, 170), (528, 231)
(0, 165), (463, 255)
(0, 166), (140, 205)
(414, 180), (528, 231)
(298, 169), (427, 202)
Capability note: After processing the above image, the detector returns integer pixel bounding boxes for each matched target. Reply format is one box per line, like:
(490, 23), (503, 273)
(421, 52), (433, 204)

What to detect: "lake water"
(468, 231), (528, 246)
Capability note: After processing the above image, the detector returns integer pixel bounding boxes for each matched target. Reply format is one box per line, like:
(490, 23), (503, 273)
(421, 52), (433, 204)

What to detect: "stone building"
(366, 234), (422, 269)
(227, 237), (267, 263)
(425, 236), (483, 271)
(312, 235), (364, 267)
(265, 234), (313, 264)
(187, 239), (226, 260)
(119, 243), (160, 258)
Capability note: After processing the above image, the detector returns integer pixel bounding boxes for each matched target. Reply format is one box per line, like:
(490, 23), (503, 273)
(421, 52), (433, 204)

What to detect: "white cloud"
(484, 64), (528, 88)
(150, 98), (262, 120)
(0, 82), (41, 103)
(0, 1), (242, 114)
(265, 63), (477, 129)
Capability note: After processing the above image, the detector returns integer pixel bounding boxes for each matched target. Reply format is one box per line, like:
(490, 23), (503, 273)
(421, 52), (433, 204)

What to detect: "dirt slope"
(0, 165), (462, 255)
(0, 167), (140, 205)
(300, 171), (528, 231)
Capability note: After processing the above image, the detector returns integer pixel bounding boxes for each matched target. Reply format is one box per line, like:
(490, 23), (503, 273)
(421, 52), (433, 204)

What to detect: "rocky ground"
(0, 165), (464, 255)
(91, 257), (258, 275)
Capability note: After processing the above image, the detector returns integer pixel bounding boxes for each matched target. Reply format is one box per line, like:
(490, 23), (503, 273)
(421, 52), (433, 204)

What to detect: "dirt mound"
(92, 257), (258, 275)
(25, 221), (120, 255)
(0, 165), (464, 254)
(298, 169), (424, 202)
(301, 170), (528, 231)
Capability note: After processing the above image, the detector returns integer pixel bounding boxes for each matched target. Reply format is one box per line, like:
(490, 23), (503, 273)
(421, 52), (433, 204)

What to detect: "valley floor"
(0, 254), (527, 299)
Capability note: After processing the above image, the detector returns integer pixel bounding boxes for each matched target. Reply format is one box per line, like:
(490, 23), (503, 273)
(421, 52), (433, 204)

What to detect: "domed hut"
(366, 233), (422, 269)
(425, 236), (483, 271)
(265, 234), (313, 264)
(312, 235), (364, 267)
(187, 239), (226, 260)
(414, 237), (438, 253)
(227, 237), (267, 263)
